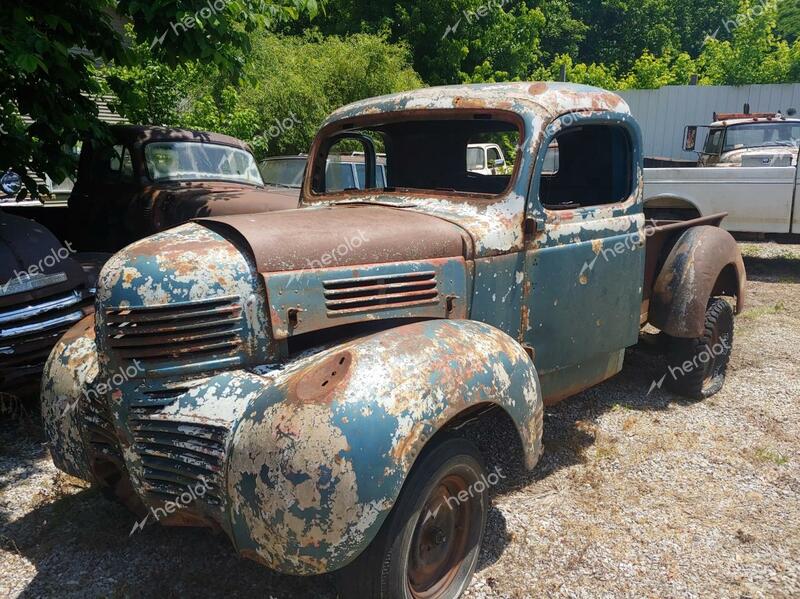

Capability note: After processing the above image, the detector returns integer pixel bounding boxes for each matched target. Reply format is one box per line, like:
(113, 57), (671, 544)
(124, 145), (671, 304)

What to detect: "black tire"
(338, 436), (489, 599)
(665, 297), (735, 400)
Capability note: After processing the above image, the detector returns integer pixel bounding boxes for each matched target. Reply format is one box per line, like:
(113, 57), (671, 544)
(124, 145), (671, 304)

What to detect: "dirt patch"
(1, 243), (799, 598)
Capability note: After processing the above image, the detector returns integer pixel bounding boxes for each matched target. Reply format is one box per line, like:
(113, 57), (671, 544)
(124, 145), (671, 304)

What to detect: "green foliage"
(100, 32), (422, 160)
(531, 54), (619, 89)
(239, 32), (422, 157)
(0, 0), (323, 198)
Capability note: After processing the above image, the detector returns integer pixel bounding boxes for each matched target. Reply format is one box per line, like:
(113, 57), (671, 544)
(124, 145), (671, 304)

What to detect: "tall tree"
(0, 0), (321, 198)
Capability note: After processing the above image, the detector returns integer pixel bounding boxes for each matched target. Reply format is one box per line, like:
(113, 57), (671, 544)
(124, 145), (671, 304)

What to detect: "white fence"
(619, 84), (800, 160)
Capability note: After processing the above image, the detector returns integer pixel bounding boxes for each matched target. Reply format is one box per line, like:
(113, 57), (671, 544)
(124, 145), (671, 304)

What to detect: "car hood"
(148, 181), (300, 227)
(0, 210), (85, 307)
(196, 204), (472, 273)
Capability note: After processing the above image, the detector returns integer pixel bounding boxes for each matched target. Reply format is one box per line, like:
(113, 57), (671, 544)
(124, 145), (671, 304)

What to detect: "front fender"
(650, 225), (746, 338)
(41, 314), (99, 482)
(226, 319), (542, 575)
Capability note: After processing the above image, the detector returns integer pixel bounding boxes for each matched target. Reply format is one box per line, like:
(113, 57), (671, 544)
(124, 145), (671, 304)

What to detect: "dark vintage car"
(3, 126), (300, 252)
(0, 209), (97, 396)
(68, 126), (301, 251)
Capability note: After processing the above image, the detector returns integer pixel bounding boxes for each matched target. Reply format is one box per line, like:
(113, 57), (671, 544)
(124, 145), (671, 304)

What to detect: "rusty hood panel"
(196, 205), (472, 273)
(143, 182), (299, 230)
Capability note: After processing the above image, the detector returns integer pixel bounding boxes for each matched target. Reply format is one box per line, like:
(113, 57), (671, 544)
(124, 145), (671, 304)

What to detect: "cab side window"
(97, 144), (134, 183)
(539, 124), (632, 210)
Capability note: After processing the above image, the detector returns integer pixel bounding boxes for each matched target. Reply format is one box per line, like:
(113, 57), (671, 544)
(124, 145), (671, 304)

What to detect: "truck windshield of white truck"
(706, 123), (800, 154)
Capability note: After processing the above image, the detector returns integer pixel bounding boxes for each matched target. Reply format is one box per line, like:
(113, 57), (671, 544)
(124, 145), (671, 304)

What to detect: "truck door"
(522, 112), (646, 404)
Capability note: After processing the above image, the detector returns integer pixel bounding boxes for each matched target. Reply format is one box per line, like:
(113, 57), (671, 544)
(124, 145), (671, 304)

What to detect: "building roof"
(324, 82), (631, 126)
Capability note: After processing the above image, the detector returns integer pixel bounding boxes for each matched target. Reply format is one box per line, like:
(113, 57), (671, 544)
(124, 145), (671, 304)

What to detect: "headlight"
(0, 170), (22, 196)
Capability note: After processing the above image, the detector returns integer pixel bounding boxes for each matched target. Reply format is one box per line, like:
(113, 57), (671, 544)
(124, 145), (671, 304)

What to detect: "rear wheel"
(665, 297), (734, 400)
(339, 436), (488, 599)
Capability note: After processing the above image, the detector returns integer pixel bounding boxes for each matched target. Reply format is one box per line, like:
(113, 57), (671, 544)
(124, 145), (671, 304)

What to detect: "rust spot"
(291, 351), (353, 404)
(529, 82), (548, 95)
(453, 97), (488, 109)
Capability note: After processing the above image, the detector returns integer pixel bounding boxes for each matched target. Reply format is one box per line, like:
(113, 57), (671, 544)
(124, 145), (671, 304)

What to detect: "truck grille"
(105, 297), (243, 366)
(323, 271), (439, 315)
(82, 384), (122, 463)
(0, 289), (92, 388)
(129, 410), (227, 506)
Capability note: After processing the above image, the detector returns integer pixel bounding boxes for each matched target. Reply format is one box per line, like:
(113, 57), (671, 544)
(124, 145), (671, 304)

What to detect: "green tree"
(698, 0), (795, 84)
(100, 32), (423, 159)
(0, 0), (321, 198)
(238, 33), (423, 157)
(777, 0), (800, 42)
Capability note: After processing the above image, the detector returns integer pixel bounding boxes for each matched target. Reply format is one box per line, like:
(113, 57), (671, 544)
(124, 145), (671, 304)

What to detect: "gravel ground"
(1, 242), (798, 599)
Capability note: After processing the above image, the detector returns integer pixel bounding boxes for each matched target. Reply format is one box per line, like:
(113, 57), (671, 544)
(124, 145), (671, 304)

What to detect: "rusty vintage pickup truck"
(42, 83), (746, 598)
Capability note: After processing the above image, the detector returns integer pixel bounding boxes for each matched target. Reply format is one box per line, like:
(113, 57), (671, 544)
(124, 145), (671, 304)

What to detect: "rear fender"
(226, 319), (543, 575)
(649, 225), (746, 338)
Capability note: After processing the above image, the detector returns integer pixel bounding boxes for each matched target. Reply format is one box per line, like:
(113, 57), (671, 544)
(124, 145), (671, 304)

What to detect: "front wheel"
(665, 297), (735, 400)
(339, 436), (489, 599)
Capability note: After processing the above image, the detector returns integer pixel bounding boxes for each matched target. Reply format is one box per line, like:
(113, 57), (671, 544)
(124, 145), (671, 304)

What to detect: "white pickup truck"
(643, 113), (800, 235)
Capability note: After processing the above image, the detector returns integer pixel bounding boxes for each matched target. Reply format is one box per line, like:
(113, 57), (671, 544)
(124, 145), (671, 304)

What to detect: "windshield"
(145, 142), (263, 185)
(310, 116), (521, 199)
(467, 147), (485, 170)
(260, 158), (306, 188)
(722, 123), (800, 152)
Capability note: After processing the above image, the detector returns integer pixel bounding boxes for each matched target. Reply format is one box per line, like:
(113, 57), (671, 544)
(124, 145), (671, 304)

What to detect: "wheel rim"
(407, 474), (474, 598)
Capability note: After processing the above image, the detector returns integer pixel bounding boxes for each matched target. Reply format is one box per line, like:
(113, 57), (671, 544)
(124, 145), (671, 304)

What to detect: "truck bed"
(643, 166), (799, 235)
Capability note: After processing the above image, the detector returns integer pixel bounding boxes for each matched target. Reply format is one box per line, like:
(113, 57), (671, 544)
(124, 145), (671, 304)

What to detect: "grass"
(739, 244), (800, 261)
(752, 446), (789, 466)
(739, 301), (787, 321)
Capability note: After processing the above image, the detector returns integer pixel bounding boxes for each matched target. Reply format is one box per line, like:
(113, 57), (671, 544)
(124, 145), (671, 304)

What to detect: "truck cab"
(42, 83), (745, 599)
(685, 113), (800, 167)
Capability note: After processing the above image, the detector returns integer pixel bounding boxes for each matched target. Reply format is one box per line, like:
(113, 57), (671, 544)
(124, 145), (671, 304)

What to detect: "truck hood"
(0, 210), (85, 307)
(148, 181), (300, 228)
(196, 204), (472, 273)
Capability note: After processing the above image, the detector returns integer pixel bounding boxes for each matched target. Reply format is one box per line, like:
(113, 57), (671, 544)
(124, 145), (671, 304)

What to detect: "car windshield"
(260, 158), (306, 188)
(310, 117), (520, 198)
(467, 147), (485, 170)
(145, 142), (263, 185)
(723, 123), (800, 152)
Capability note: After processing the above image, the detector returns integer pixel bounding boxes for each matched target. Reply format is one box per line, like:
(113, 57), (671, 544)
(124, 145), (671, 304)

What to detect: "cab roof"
(109, 124), (253, 152)
(323, 82), (631, 126)
(710, 117), (800, 127)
